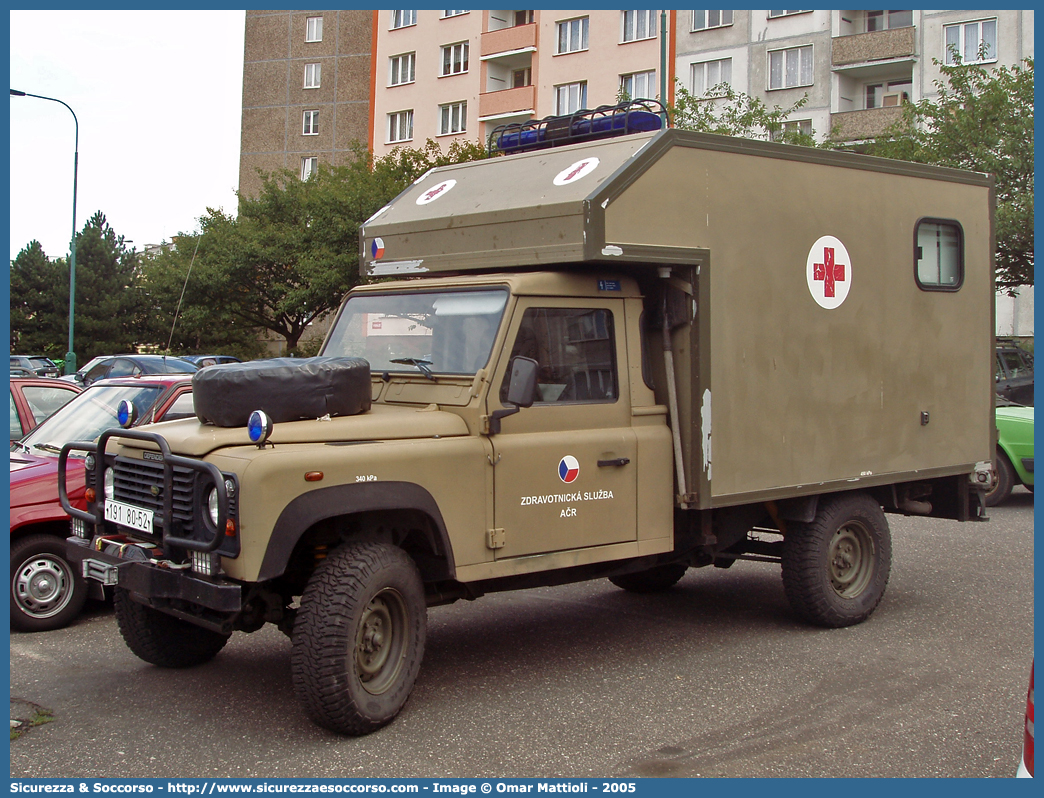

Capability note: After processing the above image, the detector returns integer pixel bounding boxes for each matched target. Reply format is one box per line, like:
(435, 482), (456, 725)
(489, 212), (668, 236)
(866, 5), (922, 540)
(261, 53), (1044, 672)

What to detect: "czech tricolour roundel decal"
(558, 455), (580, 484)
(806, 235), (852, 310)
(371, 237), (385, 259)
(416, 179), (457, 205)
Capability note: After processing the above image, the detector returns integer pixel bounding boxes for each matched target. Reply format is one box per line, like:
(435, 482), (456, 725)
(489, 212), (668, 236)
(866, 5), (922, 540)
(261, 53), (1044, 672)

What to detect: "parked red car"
(10, 375), (195, 632)
(10, 377), (82, 441)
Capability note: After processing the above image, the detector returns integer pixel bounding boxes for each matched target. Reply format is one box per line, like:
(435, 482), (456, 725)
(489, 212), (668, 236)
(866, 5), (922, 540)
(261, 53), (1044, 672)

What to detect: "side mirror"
(505, 356), (538, 408)
(489, 356), (539, 435)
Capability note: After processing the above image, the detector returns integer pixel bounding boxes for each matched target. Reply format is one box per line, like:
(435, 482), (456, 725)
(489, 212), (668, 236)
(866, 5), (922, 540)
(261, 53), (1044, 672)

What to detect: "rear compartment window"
(915, 219), (963, 291)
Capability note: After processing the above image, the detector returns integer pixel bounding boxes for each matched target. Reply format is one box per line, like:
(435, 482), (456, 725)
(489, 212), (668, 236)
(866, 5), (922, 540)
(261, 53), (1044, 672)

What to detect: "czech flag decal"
(371, 237), (385, 259)
(558, 455), (580, 484)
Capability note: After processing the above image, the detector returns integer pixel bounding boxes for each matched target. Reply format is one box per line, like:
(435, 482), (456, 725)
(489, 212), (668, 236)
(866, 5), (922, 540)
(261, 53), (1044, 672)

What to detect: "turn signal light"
(225, 519), (236, 536)
(305, 471), (324, 482)
(85, 488), (96, 503)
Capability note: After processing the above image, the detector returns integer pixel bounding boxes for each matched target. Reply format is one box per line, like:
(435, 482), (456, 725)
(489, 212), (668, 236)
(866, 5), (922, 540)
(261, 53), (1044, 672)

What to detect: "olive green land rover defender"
(61, 103), (995, 735)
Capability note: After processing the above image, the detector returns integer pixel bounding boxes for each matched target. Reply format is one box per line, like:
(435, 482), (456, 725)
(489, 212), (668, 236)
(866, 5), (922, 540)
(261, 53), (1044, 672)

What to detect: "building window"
(768, 45), (813, 90)
(865, 80), (911, 109)
(621, 10), (657, 43)
(389, 53), (416, 86)
(302, 110), (319, 136)
(866, 10), (912, 32)
(691, 58), (732, 96)
(305, 16), (323, 42)
(768, 10), (810, 19)
(439, 101), (467, 135)
(391, 10), (417, 29)
(515, 10), (535, 26)
(620, 70), (656, 101)
(512, 67), (532, 88)
(388, 110), (414, 143)
(915, 219), (963, 290)
(304, 63), (321, 89)
(301, 157), (318, 180)
(443, 10), (468, 18)
(556, 17), (589, 54)
(691, 10), (733, 31)
(944, 19), (997, 65)
(770, 119), (812, 141)
(441, 41), (469, 76)
(554, 81), (588, 115)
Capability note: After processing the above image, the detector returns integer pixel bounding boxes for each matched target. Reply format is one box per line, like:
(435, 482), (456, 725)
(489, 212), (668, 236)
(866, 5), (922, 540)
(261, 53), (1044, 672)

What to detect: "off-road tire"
(291, 540), (426, 736)
(609, 563), (688, 593)
(985, 451), (1015, 506)
(781, 493), (892, 628)
(114, 588), (230, 667)
(11, 534), (88, 632)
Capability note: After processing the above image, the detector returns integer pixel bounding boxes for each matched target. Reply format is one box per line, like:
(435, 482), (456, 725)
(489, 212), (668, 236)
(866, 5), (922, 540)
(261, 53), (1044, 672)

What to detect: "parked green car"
(987, 404), (1034, 506)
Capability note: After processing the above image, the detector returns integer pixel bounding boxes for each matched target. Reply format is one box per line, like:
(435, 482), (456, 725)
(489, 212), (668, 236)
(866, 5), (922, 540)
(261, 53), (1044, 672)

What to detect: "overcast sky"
(9, 10), (245, 261)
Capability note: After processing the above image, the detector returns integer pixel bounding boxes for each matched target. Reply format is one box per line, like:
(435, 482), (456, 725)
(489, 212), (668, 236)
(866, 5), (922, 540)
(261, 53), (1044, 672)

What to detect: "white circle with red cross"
(806, 236), (852, 310)
(416, 179), (456, 205)
(553, 158), (600, 186)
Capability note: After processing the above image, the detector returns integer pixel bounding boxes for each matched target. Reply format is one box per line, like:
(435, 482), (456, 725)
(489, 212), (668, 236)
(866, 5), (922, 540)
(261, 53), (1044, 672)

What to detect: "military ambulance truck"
(61, 106), (995, 736)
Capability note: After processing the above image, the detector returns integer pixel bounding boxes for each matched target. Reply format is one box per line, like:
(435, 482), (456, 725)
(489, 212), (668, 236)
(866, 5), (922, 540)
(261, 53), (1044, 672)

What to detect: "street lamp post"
(11, 89), (79, 375)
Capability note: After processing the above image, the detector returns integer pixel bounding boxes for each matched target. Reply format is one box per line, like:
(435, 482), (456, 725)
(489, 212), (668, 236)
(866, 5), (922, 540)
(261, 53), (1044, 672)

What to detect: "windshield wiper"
(389, 358), (437, 382)
(32, 443), (63, 455)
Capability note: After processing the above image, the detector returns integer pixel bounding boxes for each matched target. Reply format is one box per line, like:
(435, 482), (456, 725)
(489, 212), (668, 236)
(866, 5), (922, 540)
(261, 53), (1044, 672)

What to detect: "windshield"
(15, 384), (166, 457)
(323, 289), (509, 376)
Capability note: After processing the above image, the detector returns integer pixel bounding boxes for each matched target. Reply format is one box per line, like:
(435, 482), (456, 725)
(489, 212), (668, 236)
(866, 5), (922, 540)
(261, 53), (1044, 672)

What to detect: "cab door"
(489, 299), (637, 558)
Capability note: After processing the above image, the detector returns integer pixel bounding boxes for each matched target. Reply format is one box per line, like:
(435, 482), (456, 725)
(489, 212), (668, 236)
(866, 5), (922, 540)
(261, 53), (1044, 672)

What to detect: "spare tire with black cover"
(193, 357), (371, 427)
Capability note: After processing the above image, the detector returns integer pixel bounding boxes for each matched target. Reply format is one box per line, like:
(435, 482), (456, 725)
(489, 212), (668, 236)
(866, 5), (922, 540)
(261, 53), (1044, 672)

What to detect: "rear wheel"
(985, 452), (1015, 506)
(781, 493), (891, 628)
(114, 588), (230, 667)
(609, 563), (688, 593)
(10, 534), (88, 632)
(291, 540), (426, 735)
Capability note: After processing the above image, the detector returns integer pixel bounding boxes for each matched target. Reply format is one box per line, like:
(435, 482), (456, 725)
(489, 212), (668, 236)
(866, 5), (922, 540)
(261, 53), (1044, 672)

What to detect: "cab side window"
(501, 308), (617, 403)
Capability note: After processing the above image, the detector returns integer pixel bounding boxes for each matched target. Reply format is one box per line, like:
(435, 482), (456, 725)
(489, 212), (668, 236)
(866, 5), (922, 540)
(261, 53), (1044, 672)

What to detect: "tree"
(10, 240), (68, 357)
(71, 212), (147, 359)
(864, 56), (1034, 291)
(669, 83), (819, 146)
(185, 139), (488, 354)
(10, 214), (146, 360)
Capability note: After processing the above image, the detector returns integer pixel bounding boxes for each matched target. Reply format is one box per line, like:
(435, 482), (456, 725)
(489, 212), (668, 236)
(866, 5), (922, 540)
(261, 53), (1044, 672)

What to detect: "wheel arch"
(258, 481), (454, 582)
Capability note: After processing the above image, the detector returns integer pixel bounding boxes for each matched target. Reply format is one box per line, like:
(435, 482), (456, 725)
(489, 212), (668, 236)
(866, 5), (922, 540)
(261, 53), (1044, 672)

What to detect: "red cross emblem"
(423, 184), (447, 202)
(563, 160), (591, 182)
(813, 247), (846, 298)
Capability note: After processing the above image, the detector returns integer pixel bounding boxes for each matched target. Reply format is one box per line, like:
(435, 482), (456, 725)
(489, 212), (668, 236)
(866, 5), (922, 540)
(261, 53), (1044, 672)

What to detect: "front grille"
(111, 456), (238, 544)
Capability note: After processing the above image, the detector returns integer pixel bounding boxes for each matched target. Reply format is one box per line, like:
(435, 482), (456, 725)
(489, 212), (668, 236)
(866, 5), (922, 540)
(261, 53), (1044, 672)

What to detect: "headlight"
(208, 486), (220, 526)
(104, 467), (115, 499)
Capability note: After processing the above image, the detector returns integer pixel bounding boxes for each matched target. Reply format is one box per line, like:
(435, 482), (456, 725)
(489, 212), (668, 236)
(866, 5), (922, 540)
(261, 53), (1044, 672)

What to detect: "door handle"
(597, 457), (630, 467)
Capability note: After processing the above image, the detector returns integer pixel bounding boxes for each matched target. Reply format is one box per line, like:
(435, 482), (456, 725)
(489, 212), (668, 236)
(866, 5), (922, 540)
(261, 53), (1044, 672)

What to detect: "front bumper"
(67, 536), (242, 625)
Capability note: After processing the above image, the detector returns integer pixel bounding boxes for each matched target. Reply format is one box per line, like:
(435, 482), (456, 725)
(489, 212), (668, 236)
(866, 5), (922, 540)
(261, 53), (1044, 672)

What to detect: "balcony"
(481, 22), (537, 60)
(832, 26), (916, 67)
(479, 85), (535, 121)
(829, 105), (906, 142)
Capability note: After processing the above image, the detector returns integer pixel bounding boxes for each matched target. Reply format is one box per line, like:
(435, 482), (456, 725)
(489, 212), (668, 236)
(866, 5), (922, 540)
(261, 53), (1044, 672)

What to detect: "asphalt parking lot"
(10, 491), (1034, 779)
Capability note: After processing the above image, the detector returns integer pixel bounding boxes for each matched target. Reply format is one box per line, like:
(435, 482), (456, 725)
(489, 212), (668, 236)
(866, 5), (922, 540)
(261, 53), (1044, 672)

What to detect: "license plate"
(104, 500), (154, 535)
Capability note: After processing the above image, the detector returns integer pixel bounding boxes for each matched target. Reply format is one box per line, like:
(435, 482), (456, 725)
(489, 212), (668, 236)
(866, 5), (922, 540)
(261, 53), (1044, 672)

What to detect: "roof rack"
(488, 99), (668, 156)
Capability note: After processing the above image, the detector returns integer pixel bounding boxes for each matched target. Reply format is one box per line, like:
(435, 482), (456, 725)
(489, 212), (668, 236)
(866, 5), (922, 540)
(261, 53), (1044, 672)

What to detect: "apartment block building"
(240, 9), (1033, 180)
(239, 9), (373, 197)
(369, 10), (666, 157)
(674, 9), (1033, 143)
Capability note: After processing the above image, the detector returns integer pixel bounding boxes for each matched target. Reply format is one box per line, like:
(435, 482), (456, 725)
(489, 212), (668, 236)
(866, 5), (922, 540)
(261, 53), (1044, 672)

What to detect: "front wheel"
(781, 493), (892, 628)
(985, 452), (1015, 506)
(114, 588), (230, 667)
(291, 540), (427, 735)
(11, 534), (88, 632)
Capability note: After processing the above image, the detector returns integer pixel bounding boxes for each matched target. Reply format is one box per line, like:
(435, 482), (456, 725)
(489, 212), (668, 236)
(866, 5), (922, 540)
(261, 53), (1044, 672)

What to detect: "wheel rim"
(828, 522), (875, 598)
(13, 554), (75, 619)
(355, 588), (409, 696)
